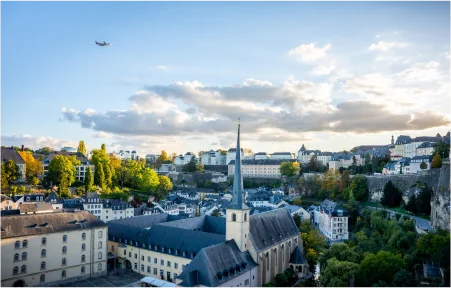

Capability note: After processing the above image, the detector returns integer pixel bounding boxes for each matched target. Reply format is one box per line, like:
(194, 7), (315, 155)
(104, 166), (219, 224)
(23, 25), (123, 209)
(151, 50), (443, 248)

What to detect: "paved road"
(362, 205), (433, 232)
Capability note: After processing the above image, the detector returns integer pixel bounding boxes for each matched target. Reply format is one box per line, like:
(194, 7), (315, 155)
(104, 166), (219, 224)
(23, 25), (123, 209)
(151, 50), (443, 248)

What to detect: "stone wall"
(430, 159), (450, 230)
(204, 165), (229, 174)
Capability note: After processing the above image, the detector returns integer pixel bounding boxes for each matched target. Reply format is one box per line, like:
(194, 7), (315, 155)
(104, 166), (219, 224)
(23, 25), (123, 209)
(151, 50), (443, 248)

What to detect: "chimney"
(21, 145), (24, 152)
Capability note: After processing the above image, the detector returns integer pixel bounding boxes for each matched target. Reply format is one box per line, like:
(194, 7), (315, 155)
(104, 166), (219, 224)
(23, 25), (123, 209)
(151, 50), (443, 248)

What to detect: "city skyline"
(2, 1), (450, 155)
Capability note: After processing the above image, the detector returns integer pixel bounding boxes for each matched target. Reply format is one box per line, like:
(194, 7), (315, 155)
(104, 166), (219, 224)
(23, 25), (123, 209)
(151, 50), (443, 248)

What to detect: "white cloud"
(156, 65), (170, 71)
(288, 43), (331, 62)
(1, 134), (78, 150)
(369, 41), (407, 52)
(243, 78), (273, 87)
(92, 132), (113, 139)
(310, 64), (335, 75)
(396, 61), (443, 83)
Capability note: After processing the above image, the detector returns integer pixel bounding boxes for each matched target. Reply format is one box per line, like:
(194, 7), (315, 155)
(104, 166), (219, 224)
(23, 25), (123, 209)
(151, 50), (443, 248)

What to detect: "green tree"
(47, 155), (78, 187)
(391, 269), (416, 287)
(183, 157), (198, 172)
(196, 161), (205, 172)
(157, 175), (173, 195)
(371, 156), (380, 173)
(320, 258), (359, 287)
(416, 185), (432, 215)
(18, 151), (44, 181)
(77, 140), (87, 156)
(35, 147), (53, 156)
(352, 156), (357, 165)
(339, 170), (351, 192)
(31, 177), (40, 186)
(358, 251), (406, 286)
(380, 180), (402, 207)
(211, 208), (221, 217)
(433, 141), (450, 159)
(420, 161), (427, 170)
(431, 153), (442, 168)
(104, 164), (113, 188)
(293, 214), (301, 227)
(293, 197), (302, 206)
(3, 160), (20, 183)
(319, 243), (360, 270)
(158, 150), (170, 164)
(84, 166), (94, 192)
(101, 143), (106, 153)
(1, 163), (9, 190)
(405, 194), (417, 214)
(348, 175), (368, 201)
(94, 162), (105, 189)
(280, 162), (301, 177)
(137, 168), (160, 192)
(274, 273), (288, 287)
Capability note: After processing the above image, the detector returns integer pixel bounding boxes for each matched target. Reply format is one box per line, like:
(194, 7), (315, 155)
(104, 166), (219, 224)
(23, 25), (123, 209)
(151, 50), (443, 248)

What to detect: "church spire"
(230, 120), (247, 210)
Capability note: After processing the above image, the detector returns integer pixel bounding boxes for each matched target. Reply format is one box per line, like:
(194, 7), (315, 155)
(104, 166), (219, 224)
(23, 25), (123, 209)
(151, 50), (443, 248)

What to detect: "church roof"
(228, 124), (248, 210)
(177, 240), (257, 287)
(289, 245), (307, 264)
(249, 207), (300, 252)
(298, 144), (306, 152)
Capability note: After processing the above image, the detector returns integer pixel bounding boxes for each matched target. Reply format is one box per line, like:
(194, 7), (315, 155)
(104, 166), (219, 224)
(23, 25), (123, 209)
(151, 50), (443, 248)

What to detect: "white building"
(416, 142), (435, 157)
(42, 151), (94, 183)
(1, 211), (107, 287)
(316, 152), (333, 167)
(270, 152), (295, 160)
(82, 193), (134, 223)
(174, 152), (196, 166)
(112, 150), (138, 161)
(226, 148), (253, 165)
(228, 159), (296, 179)
(318, 199), (349, 241)
(254, 152), (271, 160)
(410, 155), (433, 173)
(200, 150), (227, 165)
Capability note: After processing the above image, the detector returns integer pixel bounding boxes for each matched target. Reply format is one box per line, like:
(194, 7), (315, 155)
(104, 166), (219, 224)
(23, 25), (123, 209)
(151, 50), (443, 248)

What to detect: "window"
(62, 246), (67, 254)
(81, 266), (85, 274)
(82, 233), (86, 240)
(147, 266), (151, 273)
(41, 249), (46, 257)
(124, 250), (126, 256)
(14, 253), (19, 261)
(112, 245), (115, 251)
(148, 256), (151, 262)
(22, 252), (27, 260)
(15, 241), (20, 249)
(98, 241), (102, 249)
(160, 270), (164, 277)
(42, 237), (46, 245)
(21, 265), (26, 274)
(160, 260), (164, 266)
(23, 240), (28, 248)
(245, 279), (249, 285)
(167, 271), (171, 280)
(141, 264), (145, 272)
(174, 273), (178, 279)
(13, 266), (19, 275)
(266, 253), (269, 271)
(98, 263), (102, 271)
(134, 263), (138, 270)
(81, 255), (86, 262)
(82, 244), (86, 251)
(154, 268), (157, 275)
(98, 252), (102, 260)
(41, 261), (46, 270)
(244, 213), (247, 222)
(129, 252), (131, 257)
(99, 231), (103, 238)
(154, 258), (157, 264)
(40, 274), (45, 283)
(232, 213), (236, 221)
(142, 255), (144, 261)
(62, 235), (67, 242)
(134, 253), (137, 259)
(62, 258), (67, 266)
(61, 270), (66, 278)
(167, 261), (171, 267)
(174, 263), (178, 269)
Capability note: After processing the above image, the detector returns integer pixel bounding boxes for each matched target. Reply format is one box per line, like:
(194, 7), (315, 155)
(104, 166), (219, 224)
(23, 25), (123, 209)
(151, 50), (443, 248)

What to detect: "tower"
(391, 135), (394, 145)
(226, 121), (250, 252)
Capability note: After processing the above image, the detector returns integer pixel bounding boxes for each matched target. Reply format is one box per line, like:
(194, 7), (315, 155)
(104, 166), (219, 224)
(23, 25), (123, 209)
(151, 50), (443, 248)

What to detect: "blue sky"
(2, 1), (450, 156)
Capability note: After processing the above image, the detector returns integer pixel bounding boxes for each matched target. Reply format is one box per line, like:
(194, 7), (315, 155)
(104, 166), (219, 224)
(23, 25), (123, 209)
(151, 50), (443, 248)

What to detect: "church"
(177, 123), (309, 286)
(106, 124), (309, 287)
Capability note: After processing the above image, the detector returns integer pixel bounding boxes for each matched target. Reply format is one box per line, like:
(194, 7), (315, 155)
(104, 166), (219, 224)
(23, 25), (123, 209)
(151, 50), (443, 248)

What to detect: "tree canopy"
(280, 161), (301, 177)
(77, 141), (87, 156)
(380, 180), (402, 207)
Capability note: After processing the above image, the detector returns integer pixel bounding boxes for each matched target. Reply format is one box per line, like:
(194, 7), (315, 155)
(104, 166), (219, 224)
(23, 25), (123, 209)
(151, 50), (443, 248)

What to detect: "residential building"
(228, 159), (297, 179)
(174, 152), (196, 166)
(1, 211), (107, 287)
(410, 155), (433, 173)
(112, 150), (138, 161)
(316, 152), (333, 167)
(318, 199), (349, 241)
(200, 150), (227, 165)
(416, 142), (436, 157)
(297, 145), (321, 164)
(226, 148), (253, 165)
(82, 193), (134, 223)
(254, 152), (271, 160)
(42, 151), (94, 183)
(270, 152), (295, 160)
(1, 195), (17, 211)
(1, 147), (26, 182)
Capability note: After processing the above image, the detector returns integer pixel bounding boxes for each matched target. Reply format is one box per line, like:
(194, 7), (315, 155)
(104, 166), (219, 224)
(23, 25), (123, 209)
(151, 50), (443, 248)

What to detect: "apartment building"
(1, 211), (107, 287)
(228, 159), (297, 179)
(82, 193), (134, 223)
(317, 199), (349, 241)
(42, 151), (94, 183)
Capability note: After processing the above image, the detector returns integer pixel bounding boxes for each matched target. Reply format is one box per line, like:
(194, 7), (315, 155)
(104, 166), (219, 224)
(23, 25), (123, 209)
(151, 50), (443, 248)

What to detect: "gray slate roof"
(229, 159), (296, 166)
(249, 207), (299, 252)
(1, 211), (106, 238)
(42, 151), (91, 165)
(158, 215), (225, 235)
(1, 147), (26, 164)
(289, 245), (307, 264)
(177, 240), (258, 287)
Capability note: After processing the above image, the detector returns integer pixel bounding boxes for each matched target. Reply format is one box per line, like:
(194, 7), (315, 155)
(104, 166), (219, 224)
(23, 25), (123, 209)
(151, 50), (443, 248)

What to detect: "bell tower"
(226, 120), (250, 252)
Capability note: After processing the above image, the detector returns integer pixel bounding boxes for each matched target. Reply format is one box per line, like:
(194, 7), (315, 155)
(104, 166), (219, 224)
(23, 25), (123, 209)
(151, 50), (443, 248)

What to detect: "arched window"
(232, 213), (236, 222)
(23, 240), (28, 248)
(13, 266), (19, 275)
(98, 241), (102, 249)
(265, 253), (269, 271)
(42, 237), (46, 245)
(98, 252), (102, 260)
(61, 270), (66, 278)
(82, 244), (86, 251)
(62, 246), (67, 254)
(244, 213), (247, 222)
(98, 231), (103, 238)
(81, 266), (85, 274)
(82, 233), (86, 240)
(41, 249), (46, 257)
(98, 263), (102, 271)
(22, 252), (27, 260)
(62, 258), (66, 266)
(14, 253), (19, 261)
(81, 255), (85, 262)
(41, 261), (46, 270)
(15, 241), (20, 248)
(62, 235), (67, 242)
(21, 265), (26, 273)
(40, 274), (45, 283)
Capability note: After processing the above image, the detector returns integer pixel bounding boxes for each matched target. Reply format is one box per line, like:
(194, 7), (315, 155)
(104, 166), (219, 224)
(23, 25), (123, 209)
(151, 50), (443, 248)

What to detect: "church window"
(244, 213), (247, 222)
(265, 252), (269, 271)
(232, 213), (236, 222)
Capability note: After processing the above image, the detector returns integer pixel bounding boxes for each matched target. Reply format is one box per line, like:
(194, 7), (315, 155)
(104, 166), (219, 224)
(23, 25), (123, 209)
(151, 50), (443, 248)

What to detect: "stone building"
(1, 211), (107, 287)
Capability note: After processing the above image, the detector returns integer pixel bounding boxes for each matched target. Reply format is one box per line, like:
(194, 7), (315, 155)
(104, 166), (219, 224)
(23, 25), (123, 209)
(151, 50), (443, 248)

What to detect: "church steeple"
(226, 120), (250, 252)
(230, 120), (247, 210)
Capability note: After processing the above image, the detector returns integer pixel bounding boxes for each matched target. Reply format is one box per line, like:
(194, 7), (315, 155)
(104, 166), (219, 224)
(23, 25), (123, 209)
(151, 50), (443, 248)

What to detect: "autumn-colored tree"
(158, 150), (170, 164)
(431, 153), (442, 168)
(84, 166), (94, 192)
(293, 197), (302, 206)
(137, 167), (160, 192)
(101, 143), (107, 153)
(321, 170), (340, 192)
(280, 162), (301, 177)
(170, 153), (177, 164)
(77, 141), (87, 156)
(18, 151), (44, 181)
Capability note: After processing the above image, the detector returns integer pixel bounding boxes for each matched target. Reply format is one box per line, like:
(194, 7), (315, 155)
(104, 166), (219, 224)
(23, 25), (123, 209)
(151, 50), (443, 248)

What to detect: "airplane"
(95, 41), (110, 47)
